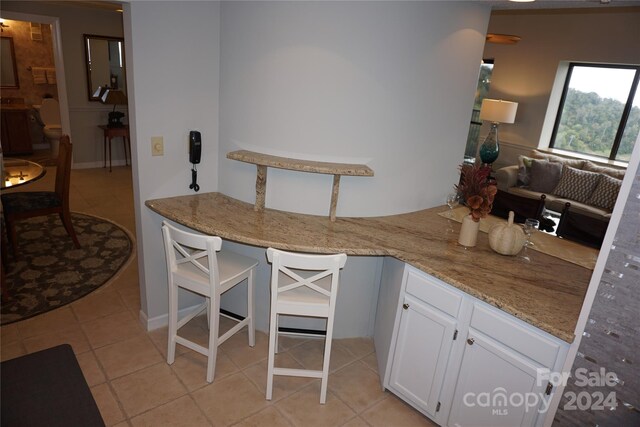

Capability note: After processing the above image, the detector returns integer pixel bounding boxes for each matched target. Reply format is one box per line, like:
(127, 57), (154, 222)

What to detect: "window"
(549, 63), (640, 162)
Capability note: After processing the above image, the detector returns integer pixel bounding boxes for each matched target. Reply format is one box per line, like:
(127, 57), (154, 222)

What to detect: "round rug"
(1, 212), (134, 325)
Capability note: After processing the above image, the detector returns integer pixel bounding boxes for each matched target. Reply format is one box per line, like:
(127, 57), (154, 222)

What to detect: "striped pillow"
(552, 166), (601, 204)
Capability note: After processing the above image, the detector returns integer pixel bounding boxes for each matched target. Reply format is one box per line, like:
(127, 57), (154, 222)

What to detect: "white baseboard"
(142, 303), (206, 331)
(72, 159), (129, 170)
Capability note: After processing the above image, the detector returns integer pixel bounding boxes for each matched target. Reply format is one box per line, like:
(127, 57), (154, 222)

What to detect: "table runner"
(439, 206), (598, 270)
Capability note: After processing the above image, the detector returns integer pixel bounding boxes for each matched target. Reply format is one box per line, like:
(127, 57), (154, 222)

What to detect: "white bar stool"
(161, 221), (258, 383)
(265, 247), (347, 404)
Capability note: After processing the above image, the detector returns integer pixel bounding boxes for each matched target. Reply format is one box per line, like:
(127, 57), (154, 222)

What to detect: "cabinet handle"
(467, 338), (475, 345)
(402, 303), (409, 310)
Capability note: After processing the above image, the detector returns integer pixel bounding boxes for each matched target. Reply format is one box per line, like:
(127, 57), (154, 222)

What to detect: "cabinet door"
(2, 111), (32, 154)
(447, 329), (548, 427)
(389, 294), (457, 416)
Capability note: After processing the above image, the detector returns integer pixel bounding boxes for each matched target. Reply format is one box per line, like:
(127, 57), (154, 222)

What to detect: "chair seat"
(218, 251), (259, 286)
(173, 250), (259, 296)
(1, 192), (62, 215)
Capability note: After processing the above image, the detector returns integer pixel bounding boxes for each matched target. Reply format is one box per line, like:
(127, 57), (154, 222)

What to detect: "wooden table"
(98, 125), (130, 172)
(1, 158), (46, 189)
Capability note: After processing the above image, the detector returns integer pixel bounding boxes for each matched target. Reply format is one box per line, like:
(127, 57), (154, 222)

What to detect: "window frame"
(549, 62), (640, 162)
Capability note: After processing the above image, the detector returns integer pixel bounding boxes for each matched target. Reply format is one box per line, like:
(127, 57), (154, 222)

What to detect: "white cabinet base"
(375, 264), (570, 427)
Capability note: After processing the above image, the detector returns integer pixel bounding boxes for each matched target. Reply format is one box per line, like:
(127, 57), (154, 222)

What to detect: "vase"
(458, 214), (480, 248)
(479, 122), (500, 165)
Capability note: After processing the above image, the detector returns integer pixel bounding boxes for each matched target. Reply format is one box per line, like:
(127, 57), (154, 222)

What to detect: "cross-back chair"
(161, 221), (258, 383)
(265, 247), (347, 404)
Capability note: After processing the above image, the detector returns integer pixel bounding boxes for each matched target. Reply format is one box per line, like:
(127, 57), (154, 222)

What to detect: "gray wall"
(219, 0), (490, 217)
(125, 0), (222, 322)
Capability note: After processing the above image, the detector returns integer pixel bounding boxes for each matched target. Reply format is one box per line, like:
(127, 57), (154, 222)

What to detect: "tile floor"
(1, 165), (437, 427)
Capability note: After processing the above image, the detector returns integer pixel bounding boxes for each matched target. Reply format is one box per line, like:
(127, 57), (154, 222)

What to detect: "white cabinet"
(389, 293), (457, 416)
(447, 302), (568, 427)
(376, 265), (569, 427)
(383, 266), (466, 419)
(447, 329), (548, 427)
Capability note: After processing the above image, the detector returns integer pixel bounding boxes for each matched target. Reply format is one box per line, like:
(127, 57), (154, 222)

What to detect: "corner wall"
(219, 1), (490, 216)
(125, 0), (221, 322)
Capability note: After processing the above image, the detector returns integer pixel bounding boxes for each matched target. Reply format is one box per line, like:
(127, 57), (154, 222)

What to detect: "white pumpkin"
(488, 211), (526, 256)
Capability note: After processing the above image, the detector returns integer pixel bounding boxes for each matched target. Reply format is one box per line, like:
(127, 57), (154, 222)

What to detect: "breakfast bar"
(146, 191), (592, 342)
(147, 191), (594, 425)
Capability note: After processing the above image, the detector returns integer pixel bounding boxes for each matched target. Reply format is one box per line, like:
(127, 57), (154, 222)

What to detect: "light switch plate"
(151, 136), (164, 156)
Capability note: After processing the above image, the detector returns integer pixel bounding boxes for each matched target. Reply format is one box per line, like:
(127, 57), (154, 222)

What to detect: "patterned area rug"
(1, 213), (134, 325)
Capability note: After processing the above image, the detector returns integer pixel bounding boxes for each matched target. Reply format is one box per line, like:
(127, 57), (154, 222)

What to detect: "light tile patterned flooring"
(0, 165), (437, 427)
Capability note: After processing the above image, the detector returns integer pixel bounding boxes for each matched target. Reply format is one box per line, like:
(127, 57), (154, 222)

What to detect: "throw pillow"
(582, 161), (626, 180)
(587, 174), (622, 211)
(529, 159), (563, 194)
(552, 165), (601, 204)
(530, 150), (586, 169)
(517, 155), (533, 186)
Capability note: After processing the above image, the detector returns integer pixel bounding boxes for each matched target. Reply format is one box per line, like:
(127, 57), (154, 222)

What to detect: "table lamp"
(478, 99), (518, 166)
(99, 88), (128, 128)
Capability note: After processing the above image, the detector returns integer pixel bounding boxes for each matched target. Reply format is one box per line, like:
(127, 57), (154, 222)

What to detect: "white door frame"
(1, 11), (71, 142)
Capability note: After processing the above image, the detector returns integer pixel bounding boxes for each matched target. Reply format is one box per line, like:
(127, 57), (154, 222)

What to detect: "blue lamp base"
(479, 122), (500, 166)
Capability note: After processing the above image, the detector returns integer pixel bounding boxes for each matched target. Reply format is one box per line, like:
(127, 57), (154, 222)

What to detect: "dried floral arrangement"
(455, 164), (497, 222)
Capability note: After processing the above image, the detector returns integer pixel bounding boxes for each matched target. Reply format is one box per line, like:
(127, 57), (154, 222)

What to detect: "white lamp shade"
(479, 99), (518, 124)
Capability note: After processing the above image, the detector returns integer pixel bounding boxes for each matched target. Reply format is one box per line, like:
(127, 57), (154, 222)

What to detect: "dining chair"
(265, 247), (347, 404)
(161, 221), (258, 383)
(1, 135), (80, 255)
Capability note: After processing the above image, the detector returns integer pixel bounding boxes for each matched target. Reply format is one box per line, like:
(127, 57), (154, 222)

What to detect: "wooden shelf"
(227, 150), (374, 221)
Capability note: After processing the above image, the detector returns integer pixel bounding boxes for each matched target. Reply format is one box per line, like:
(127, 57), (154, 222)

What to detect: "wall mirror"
(1, 36), (20, 88)
(84, 34), (126, 101)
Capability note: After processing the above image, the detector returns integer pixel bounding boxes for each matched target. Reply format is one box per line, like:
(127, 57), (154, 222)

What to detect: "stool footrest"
(273, 367), (323, 379)
(175, 336), (208, 357)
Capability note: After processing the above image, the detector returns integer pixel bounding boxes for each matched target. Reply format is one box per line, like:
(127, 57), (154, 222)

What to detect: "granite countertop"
(146, 192), (592, 342)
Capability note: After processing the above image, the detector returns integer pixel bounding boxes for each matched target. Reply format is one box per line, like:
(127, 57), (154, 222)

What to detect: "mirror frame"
(84, 34), (126, 102)
(1, 36), (20, 89)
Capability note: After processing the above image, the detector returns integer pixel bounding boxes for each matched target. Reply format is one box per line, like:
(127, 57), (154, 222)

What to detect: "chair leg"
(266, 311), (278, 400)
(167, 282), (178, 365)
(274, 315), (279, 355)
(1, 264), (9, 302)
(1, 221), (9, 267)
(248, 269), (255, 347)
(206, 294), (221, 383)
(320, 315), (336, 404)
(59, 211), (80, 248)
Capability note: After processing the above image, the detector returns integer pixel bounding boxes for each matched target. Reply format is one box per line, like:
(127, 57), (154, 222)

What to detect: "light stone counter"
(146, 192), (592, 342)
